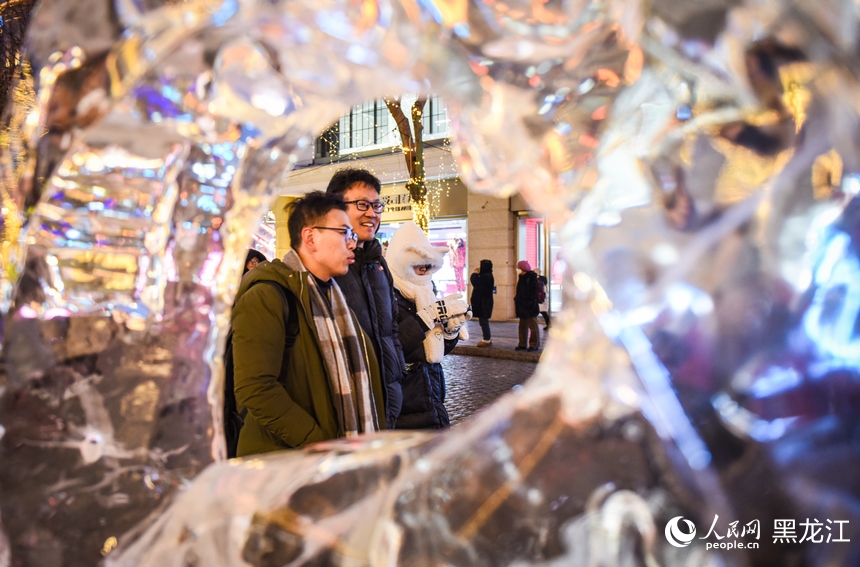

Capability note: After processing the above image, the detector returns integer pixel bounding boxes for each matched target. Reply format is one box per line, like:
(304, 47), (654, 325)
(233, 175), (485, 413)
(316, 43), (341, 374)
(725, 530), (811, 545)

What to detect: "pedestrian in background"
(514, 260), (540, 352)
(386, 222), (471, 429)
(470, 259), (494, 347)
(326, 168), (406, 428)
(448, 237), (466, 293)
(535, 267), (551, 330)
(243, 249), (267, 275)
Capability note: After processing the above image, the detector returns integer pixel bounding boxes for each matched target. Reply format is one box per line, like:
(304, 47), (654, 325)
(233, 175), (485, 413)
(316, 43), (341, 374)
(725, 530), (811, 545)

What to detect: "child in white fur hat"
(385, 221), (471, 429)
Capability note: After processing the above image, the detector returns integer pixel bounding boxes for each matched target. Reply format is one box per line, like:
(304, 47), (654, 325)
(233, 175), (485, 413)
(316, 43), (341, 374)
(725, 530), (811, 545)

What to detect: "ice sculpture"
(1, 0), (859, 565)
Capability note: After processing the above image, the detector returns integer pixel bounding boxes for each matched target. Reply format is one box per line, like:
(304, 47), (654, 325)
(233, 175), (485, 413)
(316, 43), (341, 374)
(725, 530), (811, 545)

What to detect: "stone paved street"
(442, 354), (538, 425)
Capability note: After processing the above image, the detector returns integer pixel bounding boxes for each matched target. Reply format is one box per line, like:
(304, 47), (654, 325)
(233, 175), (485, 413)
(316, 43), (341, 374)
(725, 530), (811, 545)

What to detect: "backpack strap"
(223, 279), (298, 458)
(253, 280), (299, 347)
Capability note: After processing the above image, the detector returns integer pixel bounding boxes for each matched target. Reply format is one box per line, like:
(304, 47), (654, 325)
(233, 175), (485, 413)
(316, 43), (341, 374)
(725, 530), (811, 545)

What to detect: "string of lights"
(315, 94), (458, 232)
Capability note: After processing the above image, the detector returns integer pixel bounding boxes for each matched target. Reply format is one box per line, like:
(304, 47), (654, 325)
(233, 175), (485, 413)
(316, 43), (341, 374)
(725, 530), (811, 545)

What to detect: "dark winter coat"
(232, 258), (386, 456)
(334, 238), (405, 427)
(514, 270), (540, 319)
(393, 289), (457, 429)
(469, 259), (494, 320)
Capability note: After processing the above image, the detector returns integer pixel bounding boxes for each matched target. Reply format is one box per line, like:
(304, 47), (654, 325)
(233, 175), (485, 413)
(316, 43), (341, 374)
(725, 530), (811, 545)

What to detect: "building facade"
(256, 99), (561, 321)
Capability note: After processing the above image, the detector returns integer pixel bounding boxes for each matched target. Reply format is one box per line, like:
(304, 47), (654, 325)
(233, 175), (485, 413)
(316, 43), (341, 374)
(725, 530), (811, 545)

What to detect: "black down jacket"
(334, 238), (405, 426)
(393, 289), (457, 429)
(514, 270), (540, 319)
(469, 259), (494, 319)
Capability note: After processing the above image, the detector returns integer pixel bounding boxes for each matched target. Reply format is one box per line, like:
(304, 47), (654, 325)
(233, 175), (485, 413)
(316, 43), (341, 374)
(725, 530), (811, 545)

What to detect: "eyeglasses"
(313, 226), (359, 243)
(343, 199), (385, 213)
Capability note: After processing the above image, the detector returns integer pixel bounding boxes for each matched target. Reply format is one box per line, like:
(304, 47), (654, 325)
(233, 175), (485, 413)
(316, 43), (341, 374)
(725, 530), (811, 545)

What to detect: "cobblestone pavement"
(442, 354), (538, 426)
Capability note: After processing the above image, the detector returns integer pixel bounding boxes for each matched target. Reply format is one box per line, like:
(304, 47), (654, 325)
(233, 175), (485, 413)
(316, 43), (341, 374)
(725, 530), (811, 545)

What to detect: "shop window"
(549, 228), (565, 313)
(517, 216), (565, 312)
(315, 124), (338, 158)
(517, 217), (544, 274)
(421, 96), (448, 139)
(316, 96), (449, 159)
(338, 100), (397, 152)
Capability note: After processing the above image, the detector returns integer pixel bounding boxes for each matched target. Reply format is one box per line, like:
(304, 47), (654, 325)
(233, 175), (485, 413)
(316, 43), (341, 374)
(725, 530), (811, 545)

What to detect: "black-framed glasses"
(343, 199), (385, 213)
(312, 226), (359, 244)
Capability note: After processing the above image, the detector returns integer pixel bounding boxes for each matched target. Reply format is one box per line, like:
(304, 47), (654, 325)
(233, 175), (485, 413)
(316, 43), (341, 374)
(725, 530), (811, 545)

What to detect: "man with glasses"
(231, 191), (386, 456)
(326, 168), (406, 428)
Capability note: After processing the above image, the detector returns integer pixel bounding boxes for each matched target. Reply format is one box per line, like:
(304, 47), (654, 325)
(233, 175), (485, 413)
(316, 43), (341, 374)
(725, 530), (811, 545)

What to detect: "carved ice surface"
(1, 0), (859, 565)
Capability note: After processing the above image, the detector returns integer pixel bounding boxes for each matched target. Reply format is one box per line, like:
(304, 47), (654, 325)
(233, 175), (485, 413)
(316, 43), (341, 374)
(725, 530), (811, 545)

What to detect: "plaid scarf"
(283, 250), (380, 437)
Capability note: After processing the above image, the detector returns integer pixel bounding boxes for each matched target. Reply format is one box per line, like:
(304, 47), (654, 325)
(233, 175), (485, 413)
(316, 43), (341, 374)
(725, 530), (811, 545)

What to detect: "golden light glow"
(356, 0), (380, 32)
(412, 194), (430, 234)
(1, 61), (36, 181)
(596, 68), (621, 88)
(428, 0), (468, 27)
(100, 536), (118, 556)
(1, 61), (34, 295)
(779, 62), (814, 133)
(811, 149), (842, 201)
(711, 136), (793, 204)
(624, 45), (644, 84)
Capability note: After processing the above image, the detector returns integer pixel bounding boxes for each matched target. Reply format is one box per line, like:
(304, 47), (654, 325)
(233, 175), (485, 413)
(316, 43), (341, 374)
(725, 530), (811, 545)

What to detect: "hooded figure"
(243, 249), (268, 275)
(386, 222), (471, 429)
(514, 260), (540, 351)
(470, 259), (494, 345)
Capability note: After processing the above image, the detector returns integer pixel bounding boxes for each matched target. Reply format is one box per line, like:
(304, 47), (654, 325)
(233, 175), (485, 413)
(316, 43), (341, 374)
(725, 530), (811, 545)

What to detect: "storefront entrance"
(516, 215), (565, 314)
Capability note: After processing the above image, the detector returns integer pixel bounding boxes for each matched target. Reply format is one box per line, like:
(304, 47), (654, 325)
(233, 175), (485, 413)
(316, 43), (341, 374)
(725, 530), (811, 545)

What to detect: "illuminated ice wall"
(1, 0), (858, 565)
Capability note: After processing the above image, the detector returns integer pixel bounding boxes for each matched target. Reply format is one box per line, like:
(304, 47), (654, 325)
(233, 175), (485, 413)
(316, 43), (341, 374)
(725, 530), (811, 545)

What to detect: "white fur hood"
(385, 221), (448, 288)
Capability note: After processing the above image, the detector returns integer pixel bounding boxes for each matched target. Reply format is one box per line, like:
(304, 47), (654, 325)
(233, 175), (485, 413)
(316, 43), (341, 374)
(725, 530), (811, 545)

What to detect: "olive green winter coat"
(231, 255), (386, 457)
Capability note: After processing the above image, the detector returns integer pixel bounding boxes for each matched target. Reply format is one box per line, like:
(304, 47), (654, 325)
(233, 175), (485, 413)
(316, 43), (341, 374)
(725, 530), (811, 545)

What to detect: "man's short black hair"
(286, 191), (346, 251)
(325, 168), (381, 196)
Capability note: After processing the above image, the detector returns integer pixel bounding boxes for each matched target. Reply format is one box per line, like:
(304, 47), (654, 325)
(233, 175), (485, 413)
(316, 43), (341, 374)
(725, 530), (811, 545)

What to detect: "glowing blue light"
(748, 366), (803, 398)
(802, 230), (860, 365)
(607, 315), (713, 470)
(191, 162), (217, 180)
(676, 105), (692, 120)
(417, 0), (443, 23)
(211, 144), (235, 162)
(346, 45), (370, 65)
(316, 12), (357, 40)
(453, 23), (471, 38)
(211, 0), (239, 27)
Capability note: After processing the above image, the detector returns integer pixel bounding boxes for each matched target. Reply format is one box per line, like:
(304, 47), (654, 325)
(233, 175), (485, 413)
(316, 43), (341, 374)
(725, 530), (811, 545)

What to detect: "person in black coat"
(514, 260), (540, 351)
(470, 259), (494, 346)
(386, 222), (471, 429)
(327, 168), (406, 427)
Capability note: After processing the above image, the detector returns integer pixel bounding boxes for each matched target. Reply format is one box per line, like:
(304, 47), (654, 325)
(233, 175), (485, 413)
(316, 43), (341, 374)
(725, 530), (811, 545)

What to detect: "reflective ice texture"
(0, 0), (859, 565)
(449, 0), (643, 214)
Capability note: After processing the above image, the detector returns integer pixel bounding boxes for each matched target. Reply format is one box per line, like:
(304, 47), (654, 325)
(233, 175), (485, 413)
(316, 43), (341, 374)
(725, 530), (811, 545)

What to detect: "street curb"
(451, 345), (541, 362)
